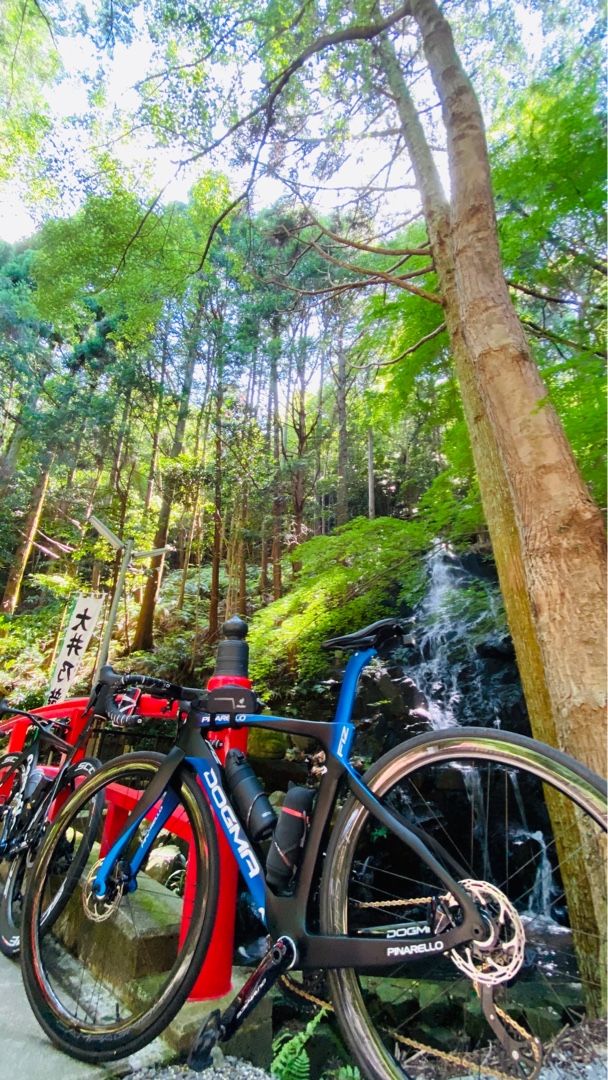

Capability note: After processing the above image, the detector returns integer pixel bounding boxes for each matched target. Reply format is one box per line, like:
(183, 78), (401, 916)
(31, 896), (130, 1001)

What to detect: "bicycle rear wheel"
(320, 728), (607, 1080)
(21, 751), (219, 1063)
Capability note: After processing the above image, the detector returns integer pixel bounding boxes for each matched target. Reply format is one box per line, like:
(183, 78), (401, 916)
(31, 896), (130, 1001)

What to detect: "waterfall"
(412, 546), (463, 728)
(512, 828), (557, 920)
(507, 769), (529, 831)
(460, 764), (492, 880)
(401, 543), (524, 731)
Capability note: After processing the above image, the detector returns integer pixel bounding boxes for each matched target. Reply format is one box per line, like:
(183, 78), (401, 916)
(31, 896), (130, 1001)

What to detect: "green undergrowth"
(249, 516), (429, 709)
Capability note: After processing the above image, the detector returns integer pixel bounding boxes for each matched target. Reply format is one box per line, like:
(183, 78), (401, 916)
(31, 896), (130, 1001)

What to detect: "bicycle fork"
(188, 936), (297, 1071)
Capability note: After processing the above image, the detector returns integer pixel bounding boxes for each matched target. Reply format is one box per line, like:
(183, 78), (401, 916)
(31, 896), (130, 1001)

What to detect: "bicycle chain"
(280, 894), (541, 1080)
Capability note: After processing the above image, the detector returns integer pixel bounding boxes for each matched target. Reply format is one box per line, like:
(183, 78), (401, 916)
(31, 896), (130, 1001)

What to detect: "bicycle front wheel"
(21, 751), (219, 1063)
(0, 757), (103, 958)
(320, 728), (607, 1080)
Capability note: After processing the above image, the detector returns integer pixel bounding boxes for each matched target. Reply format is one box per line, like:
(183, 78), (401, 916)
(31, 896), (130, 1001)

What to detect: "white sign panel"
(48, 595), (104, 703)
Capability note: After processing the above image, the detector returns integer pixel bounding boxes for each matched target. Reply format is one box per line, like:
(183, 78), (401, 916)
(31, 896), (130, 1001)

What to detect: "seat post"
(333, 648), (376, 728)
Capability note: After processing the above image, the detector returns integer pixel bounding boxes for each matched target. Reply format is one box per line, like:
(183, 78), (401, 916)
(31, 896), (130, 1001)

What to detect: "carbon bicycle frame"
(94, 648), (486, 970)
(0, 717), (93, 858)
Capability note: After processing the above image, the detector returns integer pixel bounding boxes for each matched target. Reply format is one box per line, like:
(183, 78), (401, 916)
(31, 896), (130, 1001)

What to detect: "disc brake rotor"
(82, 859), (125, 923)
(445, 879), (525, 985)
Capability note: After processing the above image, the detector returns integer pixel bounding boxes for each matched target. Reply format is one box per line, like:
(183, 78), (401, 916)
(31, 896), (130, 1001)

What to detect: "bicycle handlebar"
(0, 701), (72, 751)
(97, 666), (190, 699)
(93, 667), (203, 729)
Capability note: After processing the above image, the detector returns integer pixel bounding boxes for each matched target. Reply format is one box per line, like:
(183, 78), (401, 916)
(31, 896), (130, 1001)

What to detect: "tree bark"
(408, 0), (607, 771)
(238, 487), (248, 615)
(144, 337), (168, 516)
(109, 386), (132, 493)
(1, 457), (53, 614)
(259, 523), (269, 601)
(334, 333), (349, 527)
(132, 302), (201, 651)
(269, 339), (283, 600)
(380, 16), (606, 992)
(367, 427), (375, 519)
(208, 374), (224, 641)
(177, 383), (211, 611)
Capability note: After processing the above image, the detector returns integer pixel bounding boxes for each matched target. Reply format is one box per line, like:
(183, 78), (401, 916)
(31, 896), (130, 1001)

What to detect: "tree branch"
(508, 280), (606, 311)
(521, 319), (604, 359)
(307, 237), (441, 303)
(185, 3), (411, 165)
(376, 320), (447, 365)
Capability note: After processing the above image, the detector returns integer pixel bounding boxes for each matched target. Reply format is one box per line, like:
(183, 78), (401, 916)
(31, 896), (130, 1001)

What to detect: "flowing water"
(401, 543), (525, 731)
(396, 545), (562, 924)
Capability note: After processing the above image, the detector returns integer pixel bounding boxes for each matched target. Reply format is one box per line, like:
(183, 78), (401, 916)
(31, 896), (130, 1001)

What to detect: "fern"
(271, 1007), (329, 1080)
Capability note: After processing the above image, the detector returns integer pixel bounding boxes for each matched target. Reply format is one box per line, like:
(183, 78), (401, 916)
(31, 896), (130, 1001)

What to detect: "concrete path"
(0, 951), (107, 1079)
(0, 953), (270, 1080)
(0, 952), (200, 1080)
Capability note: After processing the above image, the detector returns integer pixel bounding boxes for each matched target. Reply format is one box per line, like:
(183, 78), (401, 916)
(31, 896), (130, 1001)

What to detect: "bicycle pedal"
(188, 1008), (222, 1072)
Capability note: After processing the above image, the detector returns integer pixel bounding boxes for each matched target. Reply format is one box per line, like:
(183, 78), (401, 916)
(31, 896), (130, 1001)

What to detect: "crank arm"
(188, 936), (297, 1071)
(478, 984), (542, 1078)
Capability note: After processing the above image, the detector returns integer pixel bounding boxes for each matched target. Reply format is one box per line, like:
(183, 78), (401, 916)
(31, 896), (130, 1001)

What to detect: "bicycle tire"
(0, 757), (103, 957)
(21, 751), (219, 1063)
(0, 752), (32, 957)
(0, 752), (28, 845)
(320, 727), (607, 1080)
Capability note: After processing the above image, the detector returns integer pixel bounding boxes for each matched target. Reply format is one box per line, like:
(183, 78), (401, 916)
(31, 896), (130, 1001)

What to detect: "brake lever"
(110, 713), (144, 731)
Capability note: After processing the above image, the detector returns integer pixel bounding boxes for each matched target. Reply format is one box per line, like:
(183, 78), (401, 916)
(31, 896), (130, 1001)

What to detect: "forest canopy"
(0, 1), (604, 743)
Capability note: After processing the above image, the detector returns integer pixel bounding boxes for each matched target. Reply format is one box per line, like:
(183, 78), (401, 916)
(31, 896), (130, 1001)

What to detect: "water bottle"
(266, 785), (315, 894)
(224, 750), (277, 841)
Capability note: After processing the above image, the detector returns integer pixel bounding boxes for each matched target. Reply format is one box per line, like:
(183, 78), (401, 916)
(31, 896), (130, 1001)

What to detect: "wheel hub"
(446, 879), (525, 985)
(82, 859), (124, 922)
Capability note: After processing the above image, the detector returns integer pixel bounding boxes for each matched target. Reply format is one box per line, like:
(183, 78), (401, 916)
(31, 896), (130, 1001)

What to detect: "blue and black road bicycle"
(21, 618), (607, 1079)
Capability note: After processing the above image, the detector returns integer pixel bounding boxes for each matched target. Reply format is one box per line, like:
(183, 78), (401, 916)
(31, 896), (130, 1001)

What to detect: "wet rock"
(145, 845), (185, 885)
(476, 634), (516, 660)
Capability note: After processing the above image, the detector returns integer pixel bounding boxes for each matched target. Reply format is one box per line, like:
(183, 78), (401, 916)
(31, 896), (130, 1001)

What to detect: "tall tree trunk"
(224, 504), (238, 618)
(1, 457), (53, 614)
(269, 342), (283, 600)
(208, 375), (224, 641)
(238, 488), (248, 616)
(289, 349), (310, 574)
(109, 386), (132, 493)
(313, 350), (326, 536)
(132, 308), (200, 652)
(411, 0), (606, 770)
(335, 334), (349, 527)
(259, 523), (269, 601)
(380, 17), (606, 992)
(367, 427), (375, 520)
(177, 354), (212, 611)
(144, 339), (168, 516)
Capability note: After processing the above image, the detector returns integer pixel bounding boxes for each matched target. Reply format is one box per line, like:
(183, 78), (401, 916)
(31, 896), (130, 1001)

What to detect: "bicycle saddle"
(321, 617), (410, 651)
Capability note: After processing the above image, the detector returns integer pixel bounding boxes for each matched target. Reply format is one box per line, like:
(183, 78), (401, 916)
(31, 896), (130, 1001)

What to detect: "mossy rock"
(247, 728), (289, 759)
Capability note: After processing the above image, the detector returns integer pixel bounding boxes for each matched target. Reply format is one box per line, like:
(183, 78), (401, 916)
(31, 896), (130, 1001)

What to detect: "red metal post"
(187, 720), (248, 1000)
(188, 618), (253, 999)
